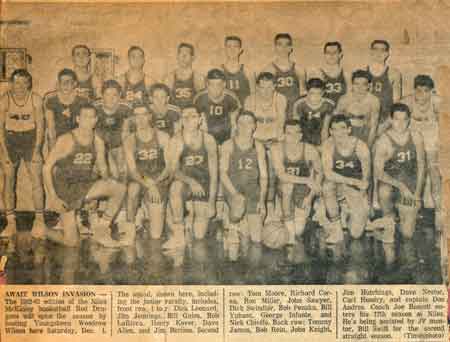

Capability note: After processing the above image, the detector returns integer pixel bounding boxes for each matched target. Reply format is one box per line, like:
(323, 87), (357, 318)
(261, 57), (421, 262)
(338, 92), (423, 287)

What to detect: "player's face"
(11, 76), (31, 97)
(181, 108), (201, 131)
(391, 110), (410, 133)
(370, 43), (389, 64)
(352, 77), (370, 96)
(324, 45), (342, 65)
(330, 121), (351, 139)
(177, 47), (194, 68)
(237, 115), (256, 137)
(73, 48), (90, 68)
(225, 40), (242, 59)
(135, 112), (151, 131)
(284, 125), (302, 144)
(307, 88), (323, 106)
(151, 89), (169, 108)
(128, 49), (145, 69)
(78, 108), (97, 130)
(257, 79), (275, 99)
(103, 88), (120, 108)
(207, 79), (226, 99)
(275, 38), (293, 58)
(414, 86), (432, 105)
(58, 75), (77, 95)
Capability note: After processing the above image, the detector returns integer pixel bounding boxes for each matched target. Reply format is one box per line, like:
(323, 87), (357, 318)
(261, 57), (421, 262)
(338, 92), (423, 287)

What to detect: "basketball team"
(0, 34), (442, 271)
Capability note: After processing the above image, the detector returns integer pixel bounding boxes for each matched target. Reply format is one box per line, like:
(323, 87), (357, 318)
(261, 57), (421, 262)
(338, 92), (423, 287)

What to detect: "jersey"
(321, 68), (347, 105)
(222, 64), (251, 105)
(332, 139), (363, 180)
(44, 91), (89, 138)
(272, 62), (301, 117)
(367, 66), (393, 122)
(384, 132), (417, 193)
(293, 97), (335, 146)
(170, 72), (196, 109)
(135, 131), (165, 179)
(94, 101), (132, 149)
(122, 72), (149, 107)
(5, 91), (36, 132)
(228, 139), (259, 189)
(194, 89), (241, 145)
(150, 104), (181, 137)
(76, 75), (95, 101)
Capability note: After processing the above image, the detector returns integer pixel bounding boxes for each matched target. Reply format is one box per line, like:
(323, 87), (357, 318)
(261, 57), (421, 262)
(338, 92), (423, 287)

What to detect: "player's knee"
(322, 181), (337, 198)
(127, 182), (140, 199)
(169, 180), (184, 199)
(378, 183), (392, 204)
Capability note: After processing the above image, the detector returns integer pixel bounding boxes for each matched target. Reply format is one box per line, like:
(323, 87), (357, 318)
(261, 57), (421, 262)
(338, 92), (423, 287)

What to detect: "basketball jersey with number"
(170, 72), (196, 109)
(123, 73), (149, 107)
(332, 139), (363, 180)
(150, 104), (181, 137)
(272, 62), (300, 116)
(384, 132), (417, 193)
(222, 64), (251, 105)
(95, 101), (132, 149)
(180, 132), (210, 192)
(321, 69), (347, 105)
(135, 131), (165, 179)
(282, 142), (312, 198)
(77, 75), (95, 101)
(367, 66), (393, 122)
(5, 91), (36, 132)
(55, 132), (97, 184)
(229, 139), (259, 188)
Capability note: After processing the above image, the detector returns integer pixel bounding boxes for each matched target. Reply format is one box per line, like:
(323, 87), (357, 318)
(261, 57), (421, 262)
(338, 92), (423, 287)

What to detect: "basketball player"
(221, 36), (255, 106)
(94, 79), (133, 180)
(44, 68), (90, 148)
(292, 78), (335, 147)
(164, 106), (218, 249)
(117, 46), (152, 108)
(0, 69), (46, 239)
(322, 114), (370, 243)
(220, 111), (268, 259)
(366, 40), (402, 132)
(271, 120), (322, 244)
(43, 104), (127, 247)
(264, 33), (306, 118)
(149, 83), (181, 137)
(194, 68), (241, 146)
(165, 43), (205, 109)
(71, 45), (101, 101)
(124, 105), (171, 240)
(336, 69), (380, 148)
(372, 103), (425, 243)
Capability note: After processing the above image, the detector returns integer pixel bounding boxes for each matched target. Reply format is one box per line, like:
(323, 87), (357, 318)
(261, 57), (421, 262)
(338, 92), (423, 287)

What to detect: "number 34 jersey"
(332, 138), (363, 180)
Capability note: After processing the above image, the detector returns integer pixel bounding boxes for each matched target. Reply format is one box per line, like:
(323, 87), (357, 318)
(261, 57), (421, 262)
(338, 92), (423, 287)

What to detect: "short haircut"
(102, 79), (122, 95)
(58, 68), (77, 83)
(128, 46), (145, 58)
(225, 35), (242, 47)
(330, 114), (351, 128)
(414, 74), (434, 89)
(181, 105), (199, 114)
(178, 42), (195, 56)
(207, 68), (226, 80)
(236, 110), (257, 124)
(133, 105), (150, 115)
(274, 33), (293, 45)
(390, 102), (411, 119)
(307, 78), (325, 91)
(149, 82), (171, 96)
(72, 45), (91, 57)
(352, 69), (372, 83)
(10, 69), (32, 89)
(284, 119), (301, 131)
(79, 103), (97, 116)
(370, 39), (390, 51)
(324, 41), (342, 53)
(256, 72), (275, 84)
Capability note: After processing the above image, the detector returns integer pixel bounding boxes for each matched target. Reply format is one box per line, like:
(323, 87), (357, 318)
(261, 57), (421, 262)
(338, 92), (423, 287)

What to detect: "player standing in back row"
(71, 45), (101, 101)
(264, 33), (306, 119)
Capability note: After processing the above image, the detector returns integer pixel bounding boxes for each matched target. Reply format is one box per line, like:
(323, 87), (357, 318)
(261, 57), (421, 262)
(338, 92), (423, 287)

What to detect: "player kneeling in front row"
(124, 105), (171, 240)
(43, 104), (127, 248)
(220, 111), (268, 260)
(272, 120), (322, 245)
(321, 114), (370, 244)
(164, 106), (218, 250)
(372, 103), (425, 250)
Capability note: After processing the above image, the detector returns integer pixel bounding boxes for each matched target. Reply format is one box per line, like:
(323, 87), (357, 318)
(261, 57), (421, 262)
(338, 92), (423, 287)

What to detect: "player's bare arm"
(205, 133), (218, 215)
(391, 67), (402, 102)
(45, 104), (57, 149)
(194, 71), (205, 91)
(276, 95), (287, 139)
(295, 66), (307, 96)
(155, 130), (172, 183)
(368, 97), (380, 147)
(321, 113), (332, 144)
(94, 134), (109, 179)
(255, 140), (268, 217)
(355, 139), (371, 190)
(0, 95), (11, 164)
(219, 140), (239, 195)
(411, 131), (426, 202)
(32, 94), (45, 161)
(307, 144), (324, 193)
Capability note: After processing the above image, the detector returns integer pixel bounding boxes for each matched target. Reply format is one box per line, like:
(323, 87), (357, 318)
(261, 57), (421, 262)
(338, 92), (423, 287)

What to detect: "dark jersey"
(282, 142), (312, 198)
(367, 66), (393, 122)
(44, 92), (89, 138)
(76, 75), (95, 101)
(322, 68), (347, 105)
(272, 62), (301, 117)
(228, 139), (259, 188)
(94, 101), (132, 149)
(332, 139), (363, 180)
(222, 64), (251, 105)
(122, 72), (149, 107)
(194, 89), (241, 145)
(170, 72), (196, 109)
(384, 132), (417, 193)
(150, 104), (181, 137)
(135, 131), (166, 179)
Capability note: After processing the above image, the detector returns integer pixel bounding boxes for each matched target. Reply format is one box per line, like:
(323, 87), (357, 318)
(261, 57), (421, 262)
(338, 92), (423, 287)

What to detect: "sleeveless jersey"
(294, 97), (335, 146)
(150, 104), (181, 137)
(194, 89), (240, 145)
(170, 72), (196, 109)
(55, 132), (97, 184)
(94, 101), (132, 149)
(222, 64), (251, 105)
(5, 91), (36, 132)
(44, 91), (89, 137)
(180, 133), (210, 194)
(248, 92), (283, 142)
(282, 142), (312, 197)
(384, 132), (417, 193)
(332, 139), (363, 180)
(272, 62), (300, 116)
(368, 66), (393, 122)
(228, 139), (259, 188)
(122, 72), (149, 107)
(135, 131), (165, 179)
(76, 75), (95, 101)
(322, 68), (347, 105)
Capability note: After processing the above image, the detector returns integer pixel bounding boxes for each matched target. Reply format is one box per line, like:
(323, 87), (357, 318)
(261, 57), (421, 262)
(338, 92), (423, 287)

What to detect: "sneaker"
(0, 221), (17, 239)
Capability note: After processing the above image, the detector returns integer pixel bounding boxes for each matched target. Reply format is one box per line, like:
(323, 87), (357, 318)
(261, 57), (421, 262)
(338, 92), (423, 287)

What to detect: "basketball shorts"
(224, 182), (260, 215)
(54, 177), (97, 210)
(278, 182), (311, 212)
(142, 177), (170, 204)
(5, 129), (36, 165)
(181, 180), (210, 202)
(335, 183), (368, 210)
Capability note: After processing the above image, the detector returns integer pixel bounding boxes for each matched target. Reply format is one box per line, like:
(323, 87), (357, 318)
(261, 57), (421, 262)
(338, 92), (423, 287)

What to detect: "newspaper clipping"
(0, 1), (448, 342)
